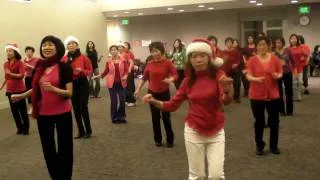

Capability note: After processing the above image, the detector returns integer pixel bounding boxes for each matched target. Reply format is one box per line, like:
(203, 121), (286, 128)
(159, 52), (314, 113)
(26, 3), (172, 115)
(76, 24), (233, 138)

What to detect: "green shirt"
(169, 48), (187, 70)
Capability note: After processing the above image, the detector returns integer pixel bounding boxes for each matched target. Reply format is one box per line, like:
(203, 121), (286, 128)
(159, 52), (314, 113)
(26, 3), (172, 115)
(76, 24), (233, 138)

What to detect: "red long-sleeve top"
(221, 49), (242, 75)
(62, 54), (93, 80)
(162, 70), (225, 136)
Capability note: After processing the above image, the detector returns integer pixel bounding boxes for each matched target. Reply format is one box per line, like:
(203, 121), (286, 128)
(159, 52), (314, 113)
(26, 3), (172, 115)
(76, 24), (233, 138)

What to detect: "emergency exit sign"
(121, 19), (129, 25)
(299, 6), (310, 14)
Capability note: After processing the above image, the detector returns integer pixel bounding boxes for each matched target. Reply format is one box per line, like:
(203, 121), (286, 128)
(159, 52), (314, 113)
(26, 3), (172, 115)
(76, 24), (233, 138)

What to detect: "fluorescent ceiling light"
(124, 11), (130, 14)
(290, 0), (298, 3)
(113, 15), (118, 17)
(256, 2), (263, 6)
(208, 7), (215, 10)
(249, 0), (257, 3)
(198, 5), (205, 8)
(138, 12), (143, 15)
(178, 9), (185, 12)
(167, 7), (174, 10)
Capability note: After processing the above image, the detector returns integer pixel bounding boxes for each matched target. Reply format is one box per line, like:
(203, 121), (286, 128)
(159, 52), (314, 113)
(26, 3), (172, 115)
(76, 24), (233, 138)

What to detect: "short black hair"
(255, 36), (271, 47)
(207, 36), (218, 44)
(40, 35), (65, 60)
(124, 42), (131, 50)
(109, 45), (118, 51)
(25, 46), (35, 53)
(257, 32), (266, 37)
(289, 34), (301, 46)
(274, 37), (286, 47)
(149, 41), (165, 55)
(298, 35), (305, 44)
(225, 37), (234, 44)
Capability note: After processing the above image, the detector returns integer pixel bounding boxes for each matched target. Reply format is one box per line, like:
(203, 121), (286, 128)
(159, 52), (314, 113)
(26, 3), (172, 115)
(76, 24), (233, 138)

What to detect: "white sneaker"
(28, 108), (32, 115)
(127, 103), (136, 107)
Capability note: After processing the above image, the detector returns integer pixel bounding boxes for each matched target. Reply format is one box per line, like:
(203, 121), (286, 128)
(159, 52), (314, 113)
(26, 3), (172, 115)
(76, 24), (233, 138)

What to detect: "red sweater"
(62, 54), (93, 79)
(143, 58), (178, 93)
(289, 46), (310, 73)
(4, 60), (26, 93)
(247, 55), (283, 100)
(221, 49), (242, 75)
(163, 70), (225, 136)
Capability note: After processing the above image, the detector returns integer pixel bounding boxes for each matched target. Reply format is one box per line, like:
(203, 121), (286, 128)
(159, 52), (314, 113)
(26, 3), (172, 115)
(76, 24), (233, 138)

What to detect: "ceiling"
(100, 0), (320, 18)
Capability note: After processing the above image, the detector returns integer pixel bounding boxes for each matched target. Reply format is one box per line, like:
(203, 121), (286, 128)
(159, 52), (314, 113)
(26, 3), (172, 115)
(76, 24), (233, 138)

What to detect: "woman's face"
(190, 52), (209, 72)
(110, 47), (118, 57)
(174, 40), (180, 48)
(232, 41), (239, 48)
(210, 40), (217, 46)
(226, 40), (233, 49)
(275, 39), (283, 49)
(317, 46), (320, 52)
(118, 46), (124, 53)
(67, 41), (78, 52)
(290, 36), (298, 46)
(88, 42), (94, 49)
(248, 36), (254, 44)
(25, 50), (34, 58)
(151, 48), (162, 60)
(6, 49), (15, 59)
(41, 41), (57, 59)
(257, 40), (269, 54)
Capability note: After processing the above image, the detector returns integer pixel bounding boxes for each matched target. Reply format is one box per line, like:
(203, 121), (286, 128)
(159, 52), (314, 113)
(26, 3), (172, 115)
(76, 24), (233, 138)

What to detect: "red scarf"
(31, 56), (59, 118)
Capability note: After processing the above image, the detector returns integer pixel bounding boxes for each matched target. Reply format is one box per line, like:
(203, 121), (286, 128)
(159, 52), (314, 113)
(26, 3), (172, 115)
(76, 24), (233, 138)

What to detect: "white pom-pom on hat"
(211, 57), (224, 68)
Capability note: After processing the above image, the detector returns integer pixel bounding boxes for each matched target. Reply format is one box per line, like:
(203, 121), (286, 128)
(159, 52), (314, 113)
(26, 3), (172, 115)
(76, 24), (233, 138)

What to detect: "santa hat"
(118, 42), (126, 47)
(186, 38), (224, 68)
(64, 36), (79, 47)
(5, 43), (20, 54)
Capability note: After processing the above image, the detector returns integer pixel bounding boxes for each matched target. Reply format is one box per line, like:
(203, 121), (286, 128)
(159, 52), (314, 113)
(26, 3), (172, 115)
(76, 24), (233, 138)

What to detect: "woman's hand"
(42, 82), (56, 92)
(134, 89), (140, 97)
(121, 75), (128, 81)
(74, 68), (82, 75)
(219, 76), (233, 91)
(272, 73), (281, 80)
(162, 77), (174, 84)
(92, 75), (101, 80)
(254, 77), (265, 83)
(11, 94), (24, 103)
(142, 94), (154, 103)
(5, 69), (11, 75)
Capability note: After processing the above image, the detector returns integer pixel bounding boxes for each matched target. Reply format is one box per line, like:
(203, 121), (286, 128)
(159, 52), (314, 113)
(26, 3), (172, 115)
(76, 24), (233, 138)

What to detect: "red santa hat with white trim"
(64, 36), (80, 47)
(186, 38), (224, 68)
(5, 43), (21, 55)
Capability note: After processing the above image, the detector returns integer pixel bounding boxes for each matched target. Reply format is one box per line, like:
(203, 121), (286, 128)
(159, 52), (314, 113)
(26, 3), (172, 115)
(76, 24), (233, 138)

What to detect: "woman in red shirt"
(246, 36), (283, 155)
(289, 34), (307, 101)
(0, 44), (29, 135)
(11, 35), (74, 180)
(94, 45), (129, 123)
(142, 38), (233, 179)
(207, 35), (223, 58)
(24, 46), (39, 114)
(242, 35), (256, 97)
(123, 42), (137, 107)
(135, 41), (178, 147)
(62, 36), (93, 139)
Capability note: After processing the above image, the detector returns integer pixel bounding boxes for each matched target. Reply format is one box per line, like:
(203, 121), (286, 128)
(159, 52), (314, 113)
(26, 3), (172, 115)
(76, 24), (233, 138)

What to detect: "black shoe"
(155, 142), (162, 147)
(304, 90), (310, 95)
(280, 113), (286, 116)
(286, 113), (293, 116)
(74, 134), (85, 139)
(264, 124), (269, 128)
(83, 132), (92, 139)
(119, 119), (128, 123)
(270, 148), (281, 155)
(166, 143), (174, 148)
(256, 142), (265, 155)
(16, 129), (23, 135)
(22, 129), (29, 135)
(112, 120), (121, 124)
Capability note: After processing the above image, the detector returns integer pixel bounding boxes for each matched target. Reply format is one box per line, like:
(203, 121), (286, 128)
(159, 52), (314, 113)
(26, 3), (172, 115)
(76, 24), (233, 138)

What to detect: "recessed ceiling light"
(290, 0), (298, 3)
(208, 7), (215, 10)
(256, 2), (263, 6)
(198, 5), (205, 8)
(124, 11), (130, 14)
(138, 13), (143, 15)
(178, 9), (185, 12)
(249, 0), (257, 3)
(167, 7), (174, 10)
(113, 15), (118, 18)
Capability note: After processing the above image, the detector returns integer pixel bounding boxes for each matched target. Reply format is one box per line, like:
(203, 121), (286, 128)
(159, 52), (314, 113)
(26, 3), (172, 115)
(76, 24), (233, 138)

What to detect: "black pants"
(250, 100), (280, 150)
(37, 112), (73, 180)
(88, 68), (100, 97)
(303, 65), (309, 88)
(228, 70), (241, 100)
(174, 70), (185, 89)
(148, 90), (174, 144)
(25, 77), (32, 104)
(241, 71), (249, 96)
(126, 72), (136, 103)
(7, 92), (29, 132)
(278, 72), (293, 114)
(109, 82), (126, 122)
(72, 78), (92, 135)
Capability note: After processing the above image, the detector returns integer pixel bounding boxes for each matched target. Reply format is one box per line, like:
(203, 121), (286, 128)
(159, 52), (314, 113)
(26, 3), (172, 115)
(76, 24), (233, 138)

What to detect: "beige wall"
(107, 3), (320, 62)
(0, 0), (108, 109)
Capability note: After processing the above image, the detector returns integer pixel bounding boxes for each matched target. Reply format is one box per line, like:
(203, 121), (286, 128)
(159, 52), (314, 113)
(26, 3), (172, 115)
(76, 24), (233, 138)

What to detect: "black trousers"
(241, 71), (249, 96)
(37, 112), (73, 180)
(7, 92), (29, 132)
(126, 72), (136, 103)
(72, 78), (92, 135)
(278, 72), (293, 114)
(250, 100), (280, 150)
(228, 70), (241, 100)
(148, 90), (174, 144)
(303, 65), (309, 88)
(25, 77), (32, 104)
(174, 70), (185, 89)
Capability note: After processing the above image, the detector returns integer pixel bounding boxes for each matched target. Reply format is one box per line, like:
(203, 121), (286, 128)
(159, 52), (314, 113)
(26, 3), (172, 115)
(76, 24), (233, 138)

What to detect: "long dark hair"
(13, 51), (22, 60)
(185, 53), (217, 88)
(289, 34), (301, 47)
(173, 39), (183, 53)
(86, 41), (96, 53)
